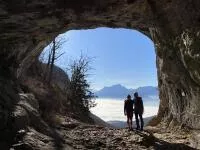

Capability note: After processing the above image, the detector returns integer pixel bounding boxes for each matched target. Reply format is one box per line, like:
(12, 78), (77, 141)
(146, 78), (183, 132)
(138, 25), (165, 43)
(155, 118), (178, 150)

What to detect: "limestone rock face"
(0, 0), (200, 137)
(153, 29), (200, 129)
(15, 93), (51, 134)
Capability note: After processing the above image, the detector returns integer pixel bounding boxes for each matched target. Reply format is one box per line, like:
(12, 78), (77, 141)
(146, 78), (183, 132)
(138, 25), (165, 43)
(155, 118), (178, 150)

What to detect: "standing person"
(124, 95), (134, 130)
(133, 92), (144, 131)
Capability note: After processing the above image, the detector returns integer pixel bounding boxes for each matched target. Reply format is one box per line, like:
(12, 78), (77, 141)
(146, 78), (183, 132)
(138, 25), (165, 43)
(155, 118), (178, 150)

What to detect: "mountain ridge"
(95, 84), (158, 98)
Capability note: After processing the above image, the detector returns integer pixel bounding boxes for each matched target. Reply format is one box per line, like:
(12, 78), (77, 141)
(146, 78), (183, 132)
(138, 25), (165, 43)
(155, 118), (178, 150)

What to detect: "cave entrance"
(40, 27), (159, 127)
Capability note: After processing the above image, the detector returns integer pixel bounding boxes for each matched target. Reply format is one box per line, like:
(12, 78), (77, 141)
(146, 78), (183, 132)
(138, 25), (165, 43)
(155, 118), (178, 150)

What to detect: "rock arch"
(0, 0), (200, 130)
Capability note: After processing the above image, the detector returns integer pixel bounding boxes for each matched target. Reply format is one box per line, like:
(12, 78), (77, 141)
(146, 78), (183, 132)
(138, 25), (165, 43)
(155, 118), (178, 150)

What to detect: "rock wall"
(0, 0), (200, 142)
(151, 28), (200, 129)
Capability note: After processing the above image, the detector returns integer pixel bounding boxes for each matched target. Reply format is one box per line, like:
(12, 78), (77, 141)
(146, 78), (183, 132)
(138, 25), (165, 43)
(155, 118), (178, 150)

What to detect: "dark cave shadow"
(154, 139), (196, 150)
(134, 130), (196, 150)
(0, 77), (21, 150)
(50, 128), (65, 150)
(153, 139), (196, 150)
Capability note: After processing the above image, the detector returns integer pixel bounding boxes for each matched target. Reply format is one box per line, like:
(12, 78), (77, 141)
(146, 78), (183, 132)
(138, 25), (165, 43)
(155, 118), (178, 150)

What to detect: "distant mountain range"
(95, 84), (158, 99)
(107, 116), (154, 128)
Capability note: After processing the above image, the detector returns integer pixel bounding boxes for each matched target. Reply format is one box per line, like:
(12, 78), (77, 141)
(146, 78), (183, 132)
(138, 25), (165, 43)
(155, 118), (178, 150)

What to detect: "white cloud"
(90, 98), (159, 122)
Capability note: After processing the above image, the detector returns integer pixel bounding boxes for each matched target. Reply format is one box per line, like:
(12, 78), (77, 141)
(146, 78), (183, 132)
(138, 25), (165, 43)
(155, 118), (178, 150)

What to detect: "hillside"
(40, 63), (70, 90)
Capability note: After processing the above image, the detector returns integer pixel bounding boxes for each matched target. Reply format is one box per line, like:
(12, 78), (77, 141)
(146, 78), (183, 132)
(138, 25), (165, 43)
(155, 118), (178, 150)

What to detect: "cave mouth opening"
(40, 27), (159, 126)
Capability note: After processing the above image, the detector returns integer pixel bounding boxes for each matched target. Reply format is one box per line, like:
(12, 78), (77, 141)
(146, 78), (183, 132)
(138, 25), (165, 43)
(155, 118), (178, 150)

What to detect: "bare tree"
(42, 37), (66, 84)
(48, 39), (56, 84)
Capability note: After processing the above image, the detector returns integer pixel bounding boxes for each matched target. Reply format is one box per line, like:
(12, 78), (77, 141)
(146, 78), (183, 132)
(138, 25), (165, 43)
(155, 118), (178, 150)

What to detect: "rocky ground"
(11, 114), (199, 150)
(6, 92), (199, 150)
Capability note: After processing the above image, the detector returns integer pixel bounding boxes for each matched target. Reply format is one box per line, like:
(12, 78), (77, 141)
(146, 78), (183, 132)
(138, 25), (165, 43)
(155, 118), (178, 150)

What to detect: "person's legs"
(127, 116), (130, 129)
(139, 114), (144, 131)
(130, 113), (133, 130)
(135, 113), (140, 130)
(127, 112), (133, 129)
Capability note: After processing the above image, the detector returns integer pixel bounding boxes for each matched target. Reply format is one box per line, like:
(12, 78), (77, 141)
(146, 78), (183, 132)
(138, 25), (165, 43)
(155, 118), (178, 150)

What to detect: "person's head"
(134, 92), (138, 98)
(127, 94), (131, 100)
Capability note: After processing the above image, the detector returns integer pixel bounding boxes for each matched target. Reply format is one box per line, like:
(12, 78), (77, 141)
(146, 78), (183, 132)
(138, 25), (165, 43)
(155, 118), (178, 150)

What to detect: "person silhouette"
(133, 92), (144, 131)
(124, 94), (134, 130)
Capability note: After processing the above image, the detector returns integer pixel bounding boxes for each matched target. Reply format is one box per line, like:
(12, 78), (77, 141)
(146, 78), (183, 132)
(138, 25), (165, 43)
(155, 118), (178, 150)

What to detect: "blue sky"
(42, 27), (157, 90)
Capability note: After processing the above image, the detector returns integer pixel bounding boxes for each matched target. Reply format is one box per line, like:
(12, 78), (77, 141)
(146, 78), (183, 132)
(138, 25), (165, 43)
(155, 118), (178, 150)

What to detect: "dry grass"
(45, 113), (64, 127)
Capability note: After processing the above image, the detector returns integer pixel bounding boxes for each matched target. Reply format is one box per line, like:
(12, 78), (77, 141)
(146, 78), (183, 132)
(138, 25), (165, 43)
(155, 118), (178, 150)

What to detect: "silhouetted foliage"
(67, 55), (96, 111)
